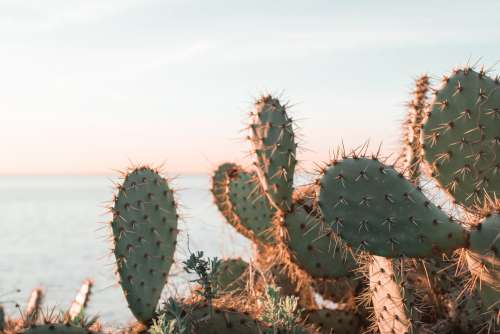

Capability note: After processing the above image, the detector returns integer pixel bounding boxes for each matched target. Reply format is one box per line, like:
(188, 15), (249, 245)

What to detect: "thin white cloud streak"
(0, 0), (149, 31)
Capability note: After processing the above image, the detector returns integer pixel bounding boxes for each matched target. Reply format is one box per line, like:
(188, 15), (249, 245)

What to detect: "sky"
(1, 0), (499, 175)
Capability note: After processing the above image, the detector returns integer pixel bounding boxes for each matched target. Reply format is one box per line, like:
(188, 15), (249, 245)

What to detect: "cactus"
(312, 277), (360, 306)
(317, 154), (468, 257)
(22, 324), (102, 334)
(68, 280), (93, 321)
(302, 309), (362, 334)
(190, 304), (266, 333)
(0, 305), (5, 332)
(23, 288), (44, 326)
(160, 301), (312, 334)
(214, 258), (249, 294)
(455, 289), (493, 333)
(466, 212), (500, 321)
(367, 256), (413, 334)
(401, 74), (430, 184)
(276, 185), (357, 281)
(211, 163), (276, 245)
(211, 162), (239, 227)
(421, 67), (500, 208)
(255, 249), (318, 309)
(249, 95), (297, 212)
(225, 165), (276, 245)
(110, 166), (178, 323)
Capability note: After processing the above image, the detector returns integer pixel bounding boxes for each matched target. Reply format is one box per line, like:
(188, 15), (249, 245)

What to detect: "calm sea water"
(0, 175), (253, 327)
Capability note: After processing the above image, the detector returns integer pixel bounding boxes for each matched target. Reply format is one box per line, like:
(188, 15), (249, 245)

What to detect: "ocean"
(0, 175), (253, 327)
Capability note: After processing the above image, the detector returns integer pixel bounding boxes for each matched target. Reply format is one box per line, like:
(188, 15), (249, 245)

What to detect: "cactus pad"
(111, 167), (178, 323)
(422, 67), (500, 207)
(0, 305), (4, 332)
(211, 162), (239, 226)
(249, 95), (296, 211)
(23, 325), (101, 334)
(226, 166), (276, 245)
(303, 309), (362, 334)
(190, 304), (265, 333)
(401, 74), (430, 184)
(215, 258), (249, 293)
(368, 256), (413, 334)
(318, 156), (468, 257)
(278, 186), (357, 279)
(467, 213), (500, 318)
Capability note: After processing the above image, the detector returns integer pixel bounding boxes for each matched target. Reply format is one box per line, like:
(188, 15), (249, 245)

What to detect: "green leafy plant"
(261, 286), (302, 334)
(150, 298), (191, 334)
(183, 251), (222, 315)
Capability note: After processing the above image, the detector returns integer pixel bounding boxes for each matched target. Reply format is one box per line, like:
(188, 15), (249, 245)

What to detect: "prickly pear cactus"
(312, 277), (360, 306)
(249, 95), (297, 212)
(368, 256), (413, 334)
(215, 258), (249, 293)
(22, 324), (101, 334)
(0, 305), (4, 332)
(24, 288), (44, 325)
(211, 162), (239, 226)
(225, 166), (276, 245)
(317, 155), (468, 257)
(466, 212), (500, 324)
(111, 167), (178, 323)
(255, 247), (317, 308)
(302, 309), (362, 334)
(422, 67), (500, 208)
(190, 304), (265, 333)
(277, 186), (357, 280)
(455, 289), (494, 333)
(69, 280), (92, 321)
(401, 74), (430, 184)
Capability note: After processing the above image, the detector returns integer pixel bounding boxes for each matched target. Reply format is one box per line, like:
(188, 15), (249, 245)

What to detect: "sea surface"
(0, 175), (253, 327)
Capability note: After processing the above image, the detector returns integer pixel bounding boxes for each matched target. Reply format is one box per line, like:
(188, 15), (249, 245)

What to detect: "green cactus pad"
(23, 324), (101, 334)
(318, 156), (468, 257)
(191, 305), (265, 333)
(211, 163), (239, 225)
(279, 187), (357, 279)
(226, 166), (276, 245)
(467, 213), (500, 317)
(422, 67), (500, 207)
(456, 290), (496, 333)
(0, 305), (4, 332)
(215, 258), (249, 293)
(111, 167), (178, 323)
(303, 309), (362, 334)
(250, 95), (297, 212)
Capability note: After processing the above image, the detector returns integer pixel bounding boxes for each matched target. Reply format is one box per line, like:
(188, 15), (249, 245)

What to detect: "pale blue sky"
(1, 0), (499, 174)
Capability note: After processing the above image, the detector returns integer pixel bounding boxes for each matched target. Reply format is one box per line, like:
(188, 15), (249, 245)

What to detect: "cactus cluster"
(2, 63), (499, 334)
